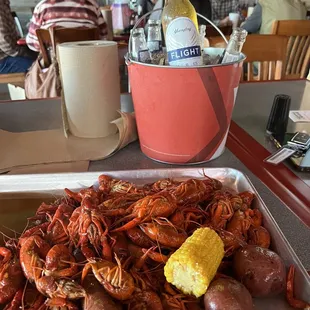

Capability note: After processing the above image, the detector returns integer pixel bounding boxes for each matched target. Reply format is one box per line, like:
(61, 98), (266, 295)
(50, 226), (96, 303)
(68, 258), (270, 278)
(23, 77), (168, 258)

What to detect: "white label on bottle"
(166, 17), (203, 67)
(147, 40), (162, 52)
(221, 52), (240, 64)
(138, 50), (151, 63)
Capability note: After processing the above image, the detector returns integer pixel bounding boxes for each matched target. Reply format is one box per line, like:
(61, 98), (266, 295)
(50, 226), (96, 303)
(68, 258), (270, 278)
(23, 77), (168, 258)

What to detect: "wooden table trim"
(240, 78), (308, 84)
(227, 121), (310, 227)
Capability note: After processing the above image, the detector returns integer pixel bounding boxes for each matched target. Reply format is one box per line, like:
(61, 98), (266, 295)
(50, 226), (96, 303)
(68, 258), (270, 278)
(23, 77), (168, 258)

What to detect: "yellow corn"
(164, 227), (224, 297)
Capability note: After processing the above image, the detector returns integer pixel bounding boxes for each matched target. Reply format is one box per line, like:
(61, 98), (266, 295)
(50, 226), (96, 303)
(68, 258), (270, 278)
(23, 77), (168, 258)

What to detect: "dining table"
(0, 79), (309, 276)
(231, 79), (310, 226)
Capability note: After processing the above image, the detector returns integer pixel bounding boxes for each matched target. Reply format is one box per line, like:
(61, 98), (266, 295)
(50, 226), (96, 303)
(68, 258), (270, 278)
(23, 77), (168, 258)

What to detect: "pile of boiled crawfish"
(0, 174), (273, 309)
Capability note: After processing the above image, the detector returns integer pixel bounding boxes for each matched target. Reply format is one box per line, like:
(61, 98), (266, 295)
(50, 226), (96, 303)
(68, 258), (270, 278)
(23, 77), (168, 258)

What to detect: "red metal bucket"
(128, 58), (244, 164)
(127, 12), (245, 164)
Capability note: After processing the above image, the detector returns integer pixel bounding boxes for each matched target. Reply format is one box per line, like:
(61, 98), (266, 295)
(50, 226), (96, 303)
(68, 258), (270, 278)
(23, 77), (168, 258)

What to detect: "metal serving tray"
(0, 168), (309, 309)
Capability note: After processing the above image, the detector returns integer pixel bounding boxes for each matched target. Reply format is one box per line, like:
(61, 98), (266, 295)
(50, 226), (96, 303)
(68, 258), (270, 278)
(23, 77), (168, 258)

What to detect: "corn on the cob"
(164, 227), (224, 297)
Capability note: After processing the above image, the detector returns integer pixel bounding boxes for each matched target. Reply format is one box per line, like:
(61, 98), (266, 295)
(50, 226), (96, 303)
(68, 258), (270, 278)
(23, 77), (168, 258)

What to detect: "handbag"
(25, 27), (62, 99)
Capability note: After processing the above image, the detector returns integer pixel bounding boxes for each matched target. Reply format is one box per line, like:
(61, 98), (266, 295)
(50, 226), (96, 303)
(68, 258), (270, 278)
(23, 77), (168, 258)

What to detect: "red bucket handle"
(128, 9), (229, 56)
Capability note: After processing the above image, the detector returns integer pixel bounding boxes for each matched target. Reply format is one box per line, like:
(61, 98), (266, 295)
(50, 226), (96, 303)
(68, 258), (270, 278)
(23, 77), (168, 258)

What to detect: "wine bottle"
(162, 0), (203, 67)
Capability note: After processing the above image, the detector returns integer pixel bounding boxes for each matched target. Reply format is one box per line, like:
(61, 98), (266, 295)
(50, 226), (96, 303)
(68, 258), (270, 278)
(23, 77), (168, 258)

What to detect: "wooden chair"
(271, 20), (310, 79)
(36, 27), (100, 67)
(100, 6), (113, 40)
(0, 73), (25, 88)
(208, 35), (229, 48)
(209, 34), (288, 81)
(36, 27), (128, 92)
(206, 25), (232, 37)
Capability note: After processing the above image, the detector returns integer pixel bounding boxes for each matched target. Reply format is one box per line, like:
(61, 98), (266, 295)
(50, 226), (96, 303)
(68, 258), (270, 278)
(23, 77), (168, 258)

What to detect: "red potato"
(204, 278), (254, 310)
(83, 275), (122, 310)
(233, 245), (286, 297)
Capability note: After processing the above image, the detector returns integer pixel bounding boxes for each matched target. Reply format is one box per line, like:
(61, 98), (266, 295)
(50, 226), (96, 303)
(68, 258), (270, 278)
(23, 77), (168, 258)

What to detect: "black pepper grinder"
(266, 94), (291, 143)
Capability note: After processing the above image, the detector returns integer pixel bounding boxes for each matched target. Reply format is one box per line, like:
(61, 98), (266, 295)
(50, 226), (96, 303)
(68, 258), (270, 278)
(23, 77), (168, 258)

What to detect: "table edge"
(227, 121), (310, 228)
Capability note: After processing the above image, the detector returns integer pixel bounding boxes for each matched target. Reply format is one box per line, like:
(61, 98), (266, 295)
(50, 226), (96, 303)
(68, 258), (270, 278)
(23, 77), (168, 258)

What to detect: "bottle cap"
(131, 27), (145, 36)
(231, 28), (248, 42)
(266, 94), (291, 140)
(199, 24), (206, 31)
(148, 19), (161, 26)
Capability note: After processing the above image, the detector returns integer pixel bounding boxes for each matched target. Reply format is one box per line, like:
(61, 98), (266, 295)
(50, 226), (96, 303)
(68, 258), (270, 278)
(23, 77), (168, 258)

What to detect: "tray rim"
(0, 167), (309, 294)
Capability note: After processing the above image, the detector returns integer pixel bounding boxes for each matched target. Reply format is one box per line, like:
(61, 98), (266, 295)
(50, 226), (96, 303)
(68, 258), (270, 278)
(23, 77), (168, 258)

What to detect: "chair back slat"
(297, 36), (310, 74)
(247, 63), (253, 81)
(275, 61), (284, 80)
(269, 61), (276, 80)
(301, 45), (310, 77)
(292, 36), (306, 74)
(272, 20), (310, 79)
(286, 36), (300, 74)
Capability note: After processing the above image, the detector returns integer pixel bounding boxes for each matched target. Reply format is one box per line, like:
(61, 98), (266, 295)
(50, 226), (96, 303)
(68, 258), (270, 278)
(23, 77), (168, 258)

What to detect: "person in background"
(138, 0), (158, 15)
(191, 0), (212, 22)
(241, 0), (307, 34)
(26, 0), (108, 52)
(0, 0), (36, 74)
(210, 0), (242, 26)
(240, 3), (262, 33)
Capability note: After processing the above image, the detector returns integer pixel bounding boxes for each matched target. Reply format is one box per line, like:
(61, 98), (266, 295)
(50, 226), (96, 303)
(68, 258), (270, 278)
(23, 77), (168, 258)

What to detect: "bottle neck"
(226, 40), (245, 54)
(226, 29), (247, 54)
(164, 0), (188, 5)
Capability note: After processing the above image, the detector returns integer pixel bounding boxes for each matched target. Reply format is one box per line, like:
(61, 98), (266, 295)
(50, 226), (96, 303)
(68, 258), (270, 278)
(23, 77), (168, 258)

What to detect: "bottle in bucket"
(147, 20), (165, 64)
(220, 28), (248, 64)
(131, 28), (152, 63)
(147, 20), (162, 53)
(162, 0), (203, 66)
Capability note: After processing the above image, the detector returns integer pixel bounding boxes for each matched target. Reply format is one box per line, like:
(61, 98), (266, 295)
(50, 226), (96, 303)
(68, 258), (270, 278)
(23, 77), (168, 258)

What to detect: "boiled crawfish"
(110, 232), (129, 262)
(83, 275), (122, 310)
(67, 196), (110, 259)
(45, 297), (78, 310)
(226, 210), (252, 241)
(82, 256), (135, 301)
(216, 229), (246, 257)
(170, 179), (215, 205)
(99, 194), (144, 217)
(126, 227), (154, 248)
(127, 270), (163, 310)
(4, 287), (45, 310)
(161, 282), (201, 310)
(139, 221), (187, 248)
(170, 205), (208, 233)
(0, 248), (24, 304)
(46, 203), (74, 244)
(207, 198), (234, 229)
(98, 175), (143, 196)
(65, 186), (103, 204)
(36, 276), (85, 300)
(143, 178), (180, 194)
(248, 226), (271, 249)
(19, 235), (50, 283)
(286, 265), (310, 309)
(44, 244), (78, 278)
(111, 191), (178, 232)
